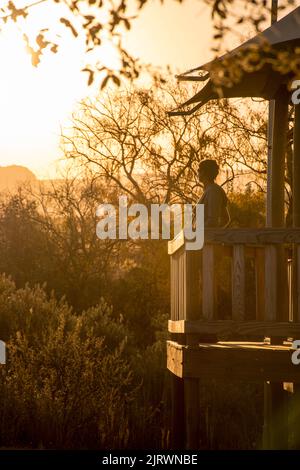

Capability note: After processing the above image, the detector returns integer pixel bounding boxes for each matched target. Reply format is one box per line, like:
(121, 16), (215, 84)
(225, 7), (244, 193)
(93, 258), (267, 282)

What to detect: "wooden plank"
(204, 228), (300, 245)
(202, 245), (215, 320)
(168, 230), (185, 255)
(169, 228), (300, 254)
(171, 341), (300, 383)
(265, 245), (277, 321)
(255, 247), (265, 320)
(167, 341), (184, 378)
(168, 320), (300, 338)
(232, 245), (245, 320)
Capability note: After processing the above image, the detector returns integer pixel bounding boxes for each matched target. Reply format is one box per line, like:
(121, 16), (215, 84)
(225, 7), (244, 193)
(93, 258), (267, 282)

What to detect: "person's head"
(198, 159), (219, 184)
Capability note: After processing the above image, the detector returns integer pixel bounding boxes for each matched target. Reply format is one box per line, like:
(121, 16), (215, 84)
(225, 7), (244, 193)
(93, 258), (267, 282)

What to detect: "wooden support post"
(269, 90), (289, 227)
(266, 90), (290, 323)
(290, 384), (300, 448)
(263, 88), (290, 448)
(263, 382), (289, 449)
(183, 250), (201, 449)
(184, 378), (200, 449)
(293, 104), (300, 227)
(293, 104), (300, 322)
(170, 373), (185, 449)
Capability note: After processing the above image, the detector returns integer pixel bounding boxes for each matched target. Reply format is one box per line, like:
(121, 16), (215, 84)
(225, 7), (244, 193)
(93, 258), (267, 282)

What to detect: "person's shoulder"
(206, 183), (228, 203)
(206, 183), (226, 195)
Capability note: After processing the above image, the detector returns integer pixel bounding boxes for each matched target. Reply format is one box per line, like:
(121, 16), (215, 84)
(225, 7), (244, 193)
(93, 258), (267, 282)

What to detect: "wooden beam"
(168, 319), (300, 338)
(167, 341), (300, 382)
(269, 89), (289, 227)
(168, 229), (300, 256)
(266, 0), (278, 226)
(168, 230), (185, 255)
(167, 341), (184, 377)
(264, 86), (289, 451)
(204, 228), (300, 245)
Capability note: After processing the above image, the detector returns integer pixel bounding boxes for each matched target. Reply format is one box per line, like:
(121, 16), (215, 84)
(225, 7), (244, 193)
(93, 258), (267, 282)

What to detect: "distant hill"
(0, 165), (37, 191)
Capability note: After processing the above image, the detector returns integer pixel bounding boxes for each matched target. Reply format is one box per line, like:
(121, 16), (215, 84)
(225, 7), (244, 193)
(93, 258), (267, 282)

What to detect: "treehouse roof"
(169, 6), (300, 116)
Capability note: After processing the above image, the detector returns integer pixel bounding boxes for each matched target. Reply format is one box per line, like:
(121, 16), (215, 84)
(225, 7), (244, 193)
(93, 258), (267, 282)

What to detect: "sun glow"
(0, 5), (88, 178)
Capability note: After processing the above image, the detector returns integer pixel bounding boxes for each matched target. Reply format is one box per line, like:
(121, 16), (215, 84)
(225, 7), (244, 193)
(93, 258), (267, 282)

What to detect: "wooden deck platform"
(167, 340), (300, 383)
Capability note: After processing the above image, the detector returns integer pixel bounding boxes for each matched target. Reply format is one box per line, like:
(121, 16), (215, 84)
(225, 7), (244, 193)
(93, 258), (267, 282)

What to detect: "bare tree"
(62, 79), (272, 205)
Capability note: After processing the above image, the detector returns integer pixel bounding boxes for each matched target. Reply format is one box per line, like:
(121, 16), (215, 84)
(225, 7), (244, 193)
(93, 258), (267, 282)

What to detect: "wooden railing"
(168, 228), (300, 340)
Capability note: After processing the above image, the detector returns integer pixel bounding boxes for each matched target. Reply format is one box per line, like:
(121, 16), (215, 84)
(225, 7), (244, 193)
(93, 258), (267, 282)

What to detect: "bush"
(0, 275), (138, 449)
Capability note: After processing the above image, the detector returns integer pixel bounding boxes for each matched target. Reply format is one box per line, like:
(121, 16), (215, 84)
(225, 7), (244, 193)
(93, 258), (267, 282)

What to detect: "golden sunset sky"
(0, 0), (215, 178)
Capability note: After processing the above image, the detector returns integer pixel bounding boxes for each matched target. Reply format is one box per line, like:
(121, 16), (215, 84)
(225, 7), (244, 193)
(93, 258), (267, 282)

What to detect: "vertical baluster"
(232, 244), (245, 320)
(170, 256), (174, 320)
(202, 245), (215, 320)
(265, 245), (277, 321)
(255, 247), (265, 320)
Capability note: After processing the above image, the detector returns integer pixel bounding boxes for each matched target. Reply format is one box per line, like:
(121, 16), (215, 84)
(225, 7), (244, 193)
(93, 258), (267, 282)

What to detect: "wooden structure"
(167, 6), (300, 450)
(168, 229), (300, 449)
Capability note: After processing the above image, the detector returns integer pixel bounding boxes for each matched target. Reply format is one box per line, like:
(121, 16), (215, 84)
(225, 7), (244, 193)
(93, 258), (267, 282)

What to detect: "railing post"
(202, 245), (215, 320)
(255, 247), (265, 321)
(184, 248), (201, 449)
(232, 245), (245, 320)
(184, 250), (201, 321)
(265, 245), (277, 321)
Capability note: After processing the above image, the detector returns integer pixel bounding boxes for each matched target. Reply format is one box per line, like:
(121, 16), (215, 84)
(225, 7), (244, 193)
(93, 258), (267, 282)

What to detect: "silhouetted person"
(197, 159), (230, 228)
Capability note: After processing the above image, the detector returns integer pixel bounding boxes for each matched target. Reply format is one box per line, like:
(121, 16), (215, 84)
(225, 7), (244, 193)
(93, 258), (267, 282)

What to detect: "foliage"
(2, 0), (299, 88)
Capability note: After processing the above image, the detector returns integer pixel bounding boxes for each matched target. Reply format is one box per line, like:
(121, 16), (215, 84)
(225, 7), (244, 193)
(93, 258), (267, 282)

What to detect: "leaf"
(112, 75), (121, 86)
(101, 75), (110, 90)
(123, 18), (130, 30)
(51, 44), (59, 53)
(82, 68), (95, 86)
(36, 34), (48, 49)
(60, 18), (78, 38)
